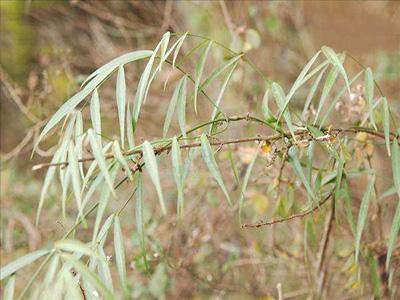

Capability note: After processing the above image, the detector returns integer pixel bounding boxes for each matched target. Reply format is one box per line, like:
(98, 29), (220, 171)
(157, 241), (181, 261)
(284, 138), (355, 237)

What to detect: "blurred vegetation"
(1, 1), (399, 299)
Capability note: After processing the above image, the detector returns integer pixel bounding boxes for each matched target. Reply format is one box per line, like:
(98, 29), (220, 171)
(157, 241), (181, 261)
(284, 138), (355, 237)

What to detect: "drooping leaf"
(142, 141), (167, 214)
(126, 102), (135, 149)
(88, 129), (115, 197)
(381, 97), (391, 156)
(75, 111), (84, 178)
(116, 65), (126, 148)
(171, 136), (184, 217)
(114, 216), (127, 292)
(63, 268), (83, 300)
(365, 68), (377, 130)
(302, 65), (328, 121)
(96, 214), (115, 249)
(55, 239), (96, 257)
(112, 141), (133, 180)
(386, 196), (400, 270)
(200, 134), (232, 205)
(68, 143), (84, 221)
(194, 41), (213, 114)
(163, 76), (187, 137)
(44, 255), (60, 286)
(0, 249), (50, 280)
(279, 50), (321, 118)
(177, 76), (187, 138)
(158, 31), (170, 71)
(271, 82), (296, 139)
(238, 143), (261, 221)
(97, 249), (114, 292)
(136, 174), (149, 271)
(3, 275), (15, 300)
(321, 46), (350, 94)
(172, 32), (188, 69)
(355, 173), (376, 263)
(288, 146), (315, 199)
(90, 89), (102, 144)
(391, 137), (400, 197)
(61, 253), (114, 300)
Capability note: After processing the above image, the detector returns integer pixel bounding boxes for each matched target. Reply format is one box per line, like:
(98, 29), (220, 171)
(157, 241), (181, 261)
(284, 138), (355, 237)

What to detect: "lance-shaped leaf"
(194, 41), (213, 114)
(98, 248), (114, 292)
(271, 82), (296, 139)
(114, 216), (127, 292)
(386, 197), (400, 270)
(302, 65), (328, 121)
(0, 249), (50, 280)
(36, 148), (62, 225)
(321, 46), (350, 94)
(355, 173), (376, 263)
(158, 31), (170, 71)
(90, 89), (102, 144)
(238, 143), (261, 221)
(171, 137), (184, 217)
(136, 174), (149, 271)
(126, 102), (135, 149)
(88, 129), (115, 197)
(172, 32), (188, 69)
(35, 51), (152, 151)
(113, 141), (133, 180)
(82, 50), (153, 88)
(44, 255), (60, 286)
(63, 268), (82, 300)
(210, 61), (238, 124)
(314, 65), (340, 125)
(68, 143), (84, 221)
(288, 146), (315, 199)
(177, 76), (187, 138)
(61, 253), (113, 300)
(381, 97), (391, 156)
(3, 275), (15, 300)
(142, 141), (167, 214)
(55, 239), (96, 257)
(365, 68), (377, 130)
(278, 50), (321, 119)
(200, 54), (242, 90)
(163, 76), (187, 137)
(75, 111), (84, 178)
(116, 66), (126, 148)
(392, 137), (400, 197)
(200, 134), (232, 205)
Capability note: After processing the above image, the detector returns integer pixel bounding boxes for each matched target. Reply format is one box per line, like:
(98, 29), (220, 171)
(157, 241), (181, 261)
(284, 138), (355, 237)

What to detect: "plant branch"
(241, 193), (333, 228)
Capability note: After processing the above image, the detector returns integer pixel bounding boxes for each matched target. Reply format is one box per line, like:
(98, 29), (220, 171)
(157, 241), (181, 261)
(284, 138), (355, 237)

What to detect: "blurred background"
(1, 0), (399, 298)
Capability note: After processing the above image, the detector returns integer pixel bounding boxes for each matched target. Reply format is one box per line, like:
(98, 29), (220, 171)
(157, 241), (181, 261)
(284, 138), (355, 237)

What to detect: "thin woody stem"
(32, 114), (397, 171)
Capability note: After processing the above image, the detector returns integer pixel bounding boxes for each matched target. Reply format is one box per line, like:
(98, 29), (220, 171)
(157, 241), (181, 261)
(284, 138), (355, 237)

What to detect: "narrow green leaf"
(158, 31), (170, 71)
(171, 137), (184, 217)
(90, 89), (102, 144)
(365, 68), (377, 130)
(0, 249), (50, 280)
(44, 255), (60, 286)
(279, 50), (321, 118)
(68, 143), (84, 221)
(271, 82), (296, 139)
(194, 41), (213, 114)
(163, 76), (186, 137)
(288, 146), (315, 199)
(36, 148), (62, 225)
(210, 61), (238, 123)
(112, 141), (132, 180)
(55, 239), (96, 257)
(142, 141), (167, 214)
(116, 66), (126, 148)
(136, 174), (149, 271)
(392, 138), (400, 197)
(81, 50), (153, 88)
(3, 275), (15, 300)
(114, 216), (127, 292)
(200, 54), (242, 90)
(75, 111), (84, 178)
(61, 253), (114, 300)
(302, 65), (328, 121)
(382, 97), (391, 156)
(238, 143), (261, 221)
(355, 173), (376, 263)
(227, 145), (240, 185)
(177, 76), (187, 138)
(172, 32), (188, 69)
(314, 65), (340, 125)
(321, 46), (350, 94)
(96, 214), (115, 249)
(88, 129), (115, 197)
(200, 134), (232, 205)
(386, 197), (400, 270)
(97, 249), (114, 292)
(342, 180), (355, 236)
(126, 102), (135, 149)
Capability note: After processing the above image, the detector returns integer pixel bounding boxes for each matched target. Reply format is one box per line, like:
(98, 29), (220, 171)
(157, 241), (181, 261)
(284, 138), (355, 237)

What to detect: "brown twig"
(242, 193), (333, 228)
